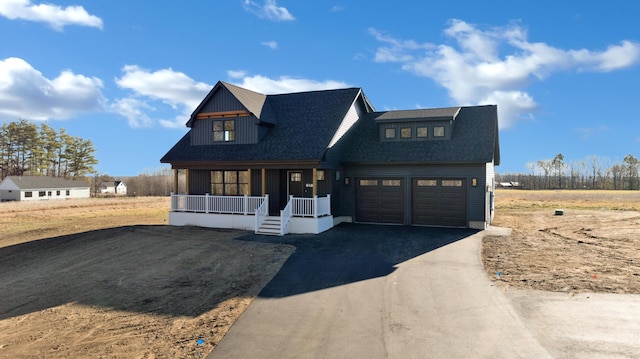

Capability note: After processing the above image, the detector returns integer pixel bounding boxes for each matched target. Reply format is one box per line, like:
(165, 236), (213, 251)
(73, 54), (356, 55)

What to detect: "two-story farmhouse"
(100, 181), (127, 195)
(161, 81), (500, 235)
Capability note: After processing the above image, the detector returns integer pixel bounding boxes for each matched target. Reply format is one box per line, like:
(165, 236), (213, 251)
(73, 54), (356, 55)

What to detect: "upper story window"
(433, 126), (445, 137)
(400, 127), (412, 139)
(213, 120), (235, 142)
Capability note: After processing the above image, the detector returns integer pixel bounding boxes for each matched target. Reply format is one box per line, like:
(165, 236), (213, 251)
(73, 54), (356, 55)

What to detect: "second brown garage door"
(356, 178), (404, 224)
(412, 178), (467, 227)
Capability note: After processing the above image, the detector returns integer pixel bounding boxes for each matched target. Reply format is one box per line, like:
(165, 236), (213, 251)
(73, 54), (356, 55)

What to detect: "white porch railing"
(255, 194), (269, 233)
(170, 193), (331, 218)
(291, 195), (331, 218)
(280, 196), (293, 235)
(170, 193), (266, 215)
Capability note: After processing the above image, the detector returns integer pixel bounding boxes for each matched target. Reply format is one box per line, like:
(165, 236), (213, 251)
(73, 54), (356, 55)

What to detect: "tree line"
(94, 168), (185, 197)
(1, 119), (97, 181)
(497, 153), (640, 190)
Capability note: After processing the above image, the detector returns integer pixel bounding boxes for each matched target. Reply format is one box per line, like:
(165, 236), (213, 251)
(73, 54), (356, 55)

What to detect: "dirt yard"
(483, 190), (640, 294)
(0, 197), (294, 358)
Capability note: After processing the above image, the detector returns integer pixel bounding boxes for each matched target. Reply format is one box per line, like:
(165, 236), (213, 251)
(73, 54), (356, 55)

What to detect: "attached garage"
(355, 176), (468, 227)
(355, 178), (404, 224)
(412, 178), (467, 227)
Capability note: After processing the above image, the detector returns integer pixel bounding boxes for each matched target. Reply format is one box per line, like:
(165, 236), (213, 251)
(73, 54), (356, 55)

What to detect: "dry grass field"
(1, 191), (638, 357)
(483, 190), (640, 294)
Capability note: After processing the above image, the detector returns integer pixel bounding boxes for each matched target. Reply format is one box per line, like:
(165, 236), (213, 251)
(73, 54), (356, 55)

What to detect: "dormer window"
(213, 120), (235, 142)
(385, 128), (396, 139)
(417, 127), (428, 138)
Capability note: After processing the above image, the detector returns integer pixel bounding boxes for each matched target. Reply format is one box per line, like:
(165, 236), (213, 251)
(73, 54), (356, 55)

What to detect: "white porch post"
(312, 168), (318, 197)
(243, 194), (248, 215)
(313, 195), (318, 218)
(205, 193), (209, 213)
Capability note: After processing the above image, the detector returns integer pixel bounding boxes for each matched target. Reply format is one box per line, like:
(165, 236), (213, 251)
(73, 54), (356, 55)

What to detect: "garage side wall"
(340, 163), (489, 228)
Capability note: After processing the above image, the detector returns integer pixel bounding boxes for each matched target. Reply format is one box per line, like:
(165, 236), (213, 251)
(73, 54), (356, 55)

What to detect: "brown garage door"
(356, 178), (404, 224)
(412, 178), (467, 227)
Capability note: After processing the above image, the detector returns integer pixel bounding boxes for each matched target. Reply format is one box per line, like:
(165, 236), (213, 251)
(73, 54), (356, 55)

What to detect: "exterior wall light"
(472, 178), (477, 187)
(344, 177), (350, 186)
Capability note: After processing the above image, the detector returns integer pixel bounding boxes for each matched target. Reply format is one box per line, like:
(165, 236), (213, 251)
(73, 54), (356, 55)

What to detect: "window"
(290, 172), (302, 182)
(56, 190), (60, 196)
(416, 179), (437, 187)
(316, 170), (325, 181)
(359, 179), (378, 186)
(213, 120), (235, 142)
(25, 191), (33, 198)
(400, 128), (412, 139)
(442, 179), (463, 187)
(211, 170), (249, 195)
(66, 190), (70, 196)
(39, 191), (45, 197)
(434, 126), (445, 137)
(382, 179), (401, 186)
(385, 128), (396, 139)
(417, 127), (428, 138)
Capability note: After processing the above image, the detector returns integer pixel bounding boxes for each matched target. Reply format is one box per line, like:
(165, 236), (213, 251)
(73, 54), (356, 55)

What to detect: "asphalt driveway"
(209, 224), (640, 358)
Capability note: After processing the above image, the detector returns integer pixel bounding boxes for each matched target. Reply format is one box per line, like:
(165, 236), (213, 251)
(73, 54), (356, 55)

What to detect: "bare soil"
(483, 190), (640, 293)
(0, 197), (294, 358)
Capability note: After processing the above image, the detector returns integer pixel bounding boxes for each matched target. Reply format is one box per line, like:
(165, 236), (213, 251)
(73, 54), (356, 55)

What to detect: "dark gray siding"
(188, 170), (211, 195)
(201, 87), (245, 113)
(340, 163), (488, 226)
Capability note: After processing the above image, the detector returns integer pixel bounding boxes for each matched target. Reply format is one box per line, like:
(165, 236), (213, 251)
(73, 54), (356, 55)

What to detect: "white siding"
(328, 96), (362, 148)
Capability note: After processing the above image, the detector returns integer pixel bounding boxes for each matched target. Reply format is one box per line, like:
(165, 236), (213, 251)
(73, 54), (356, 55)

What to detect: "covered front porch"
(168, 193), (333, 235)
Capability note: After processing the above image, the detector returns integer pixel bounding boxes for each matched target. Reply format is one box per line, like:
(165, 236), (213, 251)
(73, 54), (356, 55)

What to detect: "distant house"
(161, 81), (500, 234)
(100, 181), (127, 195)
(0, 176), (91, 202)
(498, 182), (520, 189)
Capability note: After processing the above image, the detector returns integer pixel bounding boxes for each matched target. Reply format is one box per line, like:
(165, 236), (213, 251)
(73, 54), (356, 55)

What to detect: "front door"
(288, 171), (304, 198)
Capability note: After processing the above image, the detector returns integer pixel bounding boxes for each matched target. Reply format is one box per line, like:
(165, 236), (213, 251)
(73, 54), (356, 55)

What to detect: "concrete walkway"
(209, 225), (640, 358)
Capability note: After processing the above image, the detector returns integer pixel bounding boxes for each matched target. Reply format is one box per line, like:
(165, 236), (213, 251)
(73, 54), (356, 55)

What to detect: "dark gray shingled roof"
(161, 87), (363, 163)
(339, 105), (500, 165)
(3, 176), (90, 189)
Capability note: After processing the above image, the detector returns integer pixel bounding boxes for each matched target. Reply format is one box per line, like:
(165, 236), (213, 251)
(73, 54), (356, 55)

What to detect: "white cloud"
(0, 57), (105, 121)
(227, 70), (248, 79)
(330, 6), (344, 12)
(110, 98), (154, 128)
(229, 74), (351, 94)
(261, 40), (278, 49)
(0, 0), (103, 30)
(113, 65), (212, 129)
(243, 0), (294, 21)
(371, 19), (640, 128)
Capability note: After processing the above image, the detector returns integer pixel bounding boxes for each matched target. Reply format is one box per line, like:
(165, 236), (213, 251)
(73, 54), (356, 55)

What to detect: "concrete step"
(257, 216), (283, 236)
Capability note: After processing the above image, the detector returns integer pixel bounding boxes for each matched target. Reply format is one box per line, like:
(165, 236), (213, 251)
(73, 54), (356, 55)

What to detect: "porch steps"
(256, 216), (282, 236)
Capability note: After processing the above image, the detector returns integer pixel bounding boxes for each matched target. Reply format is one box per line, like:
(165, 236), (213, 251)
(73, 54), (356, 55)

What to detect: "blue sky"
(1, 0), (639, 175)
